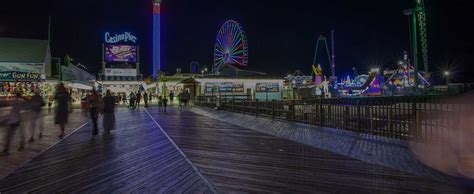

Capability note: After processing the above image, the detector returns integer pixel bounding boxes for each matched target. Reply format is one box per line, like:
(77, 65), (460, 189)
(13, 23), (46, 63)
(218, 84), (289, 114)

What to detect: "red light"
(153, 3), (161, 14)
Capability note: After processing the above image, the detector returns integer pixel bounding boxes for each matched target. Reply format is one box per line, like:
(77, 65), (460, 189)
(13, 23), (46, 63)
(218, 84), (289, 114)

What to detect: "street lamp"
(444, 71), (450, 85)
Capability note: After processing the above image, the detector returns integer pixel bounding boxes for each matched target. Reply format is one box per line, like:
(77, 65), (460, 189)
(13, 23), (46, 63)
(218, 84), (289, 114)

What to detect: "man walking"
(143, 92), (149, 108)
(28, 89), (45, 142)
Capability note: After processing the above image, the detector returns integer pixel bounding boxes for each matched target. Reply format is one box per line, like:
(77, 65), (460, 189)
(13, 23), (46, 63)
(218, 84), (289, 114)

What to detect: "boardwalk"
(0, 110), (90, 179)
(0, 107), (471, 193)
(148, 107), (471, 193)
(0, 109), (213, 193)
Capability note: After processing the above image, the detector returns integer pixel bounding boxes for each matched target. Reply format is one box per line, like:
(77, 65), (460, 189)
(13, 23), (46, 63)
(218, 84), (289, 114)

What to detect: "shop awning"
(68, 82), (93, 90)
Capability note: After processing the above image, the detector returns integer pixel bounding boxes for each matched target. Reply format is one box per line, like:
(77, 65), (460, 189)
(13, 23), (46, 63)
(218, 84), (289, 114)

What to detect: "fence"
(195, 94), (474, 141)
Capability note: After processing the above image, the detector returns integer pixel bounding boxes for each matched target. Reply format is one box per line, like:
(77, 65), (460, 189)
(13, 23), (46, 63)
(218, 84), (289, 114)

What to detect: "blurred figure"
(410, 91), (474, 180)
(158, 96), (163, 112)
(2, 92), (26, 154)
(88, 89), (101, 139)
(143, 92), (149, 108)
(149, 93), (153, 105)
(102, 90), (116, 135)
(163, 97), (168, 112)
(54, 83), (71, 139)
(129, 92), (135, 109)
(28, 89), (45, 142)
(136, 91), (141, 108)
(169, 92), (175, 105)
(80, 96), (89, 116)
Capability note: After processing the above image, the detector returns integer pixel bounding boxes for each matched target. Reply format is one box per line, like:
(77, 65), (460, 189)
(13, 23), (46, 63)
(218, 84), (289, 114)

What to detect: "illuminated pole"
(153, 0), (161, 80)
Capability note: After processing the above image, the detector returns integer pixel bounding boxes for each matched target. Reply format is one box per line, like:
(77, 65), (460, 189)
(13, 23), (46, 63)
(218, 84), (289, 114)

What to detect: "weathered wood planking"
(0, 109), (213, 193)
(148, 107), (471, 193)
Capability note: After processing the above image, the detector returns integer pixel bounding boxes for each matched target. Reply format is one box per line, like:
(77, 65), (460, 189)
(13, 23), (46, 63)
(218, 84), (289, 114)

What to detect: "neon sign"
(104, 32), (137, 44)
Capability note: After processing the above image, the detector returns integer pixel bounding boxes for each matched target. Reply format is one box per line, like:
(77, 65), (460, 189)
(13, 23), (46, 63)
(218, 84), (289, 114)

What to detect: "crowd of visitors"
(1, 85), (192, 155)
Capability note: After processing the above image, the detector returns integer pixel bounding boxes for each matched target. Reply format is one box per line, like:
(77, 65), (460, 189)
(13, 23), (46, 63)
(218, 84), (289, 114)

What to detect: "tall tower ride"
(153, 0), (161, 79)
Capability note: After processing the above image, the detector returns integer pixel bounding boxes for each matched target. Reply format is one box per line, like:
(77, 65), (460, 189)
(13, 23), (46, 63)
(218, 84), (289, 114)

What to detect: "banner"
(104, 68), (137, 77)
(256, 83), (280, 93)
(205, 82), (244, 93)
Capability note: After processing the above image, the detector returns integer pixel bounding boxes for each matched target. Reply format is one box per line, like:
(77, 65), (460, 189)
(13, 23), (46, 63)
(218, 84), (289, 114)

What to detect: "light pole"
(444, 71), (450, 85)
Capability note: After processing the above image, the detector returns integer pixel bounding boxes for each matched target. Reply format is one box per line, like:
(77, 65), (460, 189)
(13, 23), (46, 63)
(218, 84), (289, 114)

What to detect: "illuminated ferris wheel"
(213, 20), (248, 73)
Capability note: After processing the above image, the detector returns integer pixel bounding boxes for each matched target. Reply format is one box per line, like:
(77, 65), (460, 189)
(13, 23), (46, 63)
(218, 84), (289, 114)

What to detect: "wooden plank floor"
(0, 109), (90, 179)
(0, 108), (213, 193)
(148, 107), (472, 193)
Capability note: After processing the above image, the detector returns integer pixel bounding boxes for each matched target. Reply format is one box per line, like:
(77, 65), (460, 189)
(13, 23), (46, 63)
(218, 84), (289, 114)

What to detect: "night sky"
(1, 0), (473, 82)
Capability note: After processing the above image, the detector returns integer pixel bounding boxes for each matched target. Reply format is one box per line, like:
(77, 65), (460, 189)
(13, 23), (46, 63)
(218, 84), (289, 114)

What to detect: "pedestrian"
(129, 92), (135, 109)
(54, 83), (71, 139)
(2, 92), (26, 154)
(88, 89), (101, 139)
(28, 89), (45, 142)
(143, 92), (149, 108)
(149, 94), (153, 105)
(136, 92), (142, 108)
(158, 96), (163, 112)
(169, 92), (175, 105)
(178, 92), (185, 110)
(163, 97), (168, 112)
(102, 90), (116, 135)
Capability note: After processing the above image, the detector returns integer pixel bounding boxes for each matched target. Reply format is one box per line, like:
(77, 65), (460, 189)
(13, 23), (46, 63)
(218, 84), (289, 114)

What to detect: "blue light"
(153, 8), (161, 79)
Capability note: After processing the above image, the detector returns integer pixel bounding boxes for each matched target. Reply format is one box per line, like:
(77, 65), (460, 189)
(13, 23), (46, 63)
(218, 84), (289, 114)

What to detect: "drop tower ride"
(153, 0), (161, 79)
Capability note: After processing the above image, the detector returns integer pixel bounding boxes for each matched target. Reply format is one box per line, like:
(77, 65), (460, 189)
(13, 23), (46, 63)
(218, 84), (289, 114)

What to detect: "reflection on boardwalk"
(149, 107), (471, 193)
(0, 109), (213, 193)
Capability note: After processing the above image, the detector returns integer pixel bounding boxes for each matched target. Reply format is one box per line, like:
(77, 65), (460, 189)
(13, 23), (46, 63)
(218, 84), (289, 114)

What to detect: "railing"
(195, 94), (474, 141)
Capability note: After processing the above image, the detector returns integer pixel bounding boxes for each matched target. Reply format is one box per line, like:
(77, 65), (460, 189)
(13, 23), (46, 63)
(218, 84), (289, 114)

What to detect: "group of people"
(1, 88), (45, 154)
(128, 91), (150, 109)
(1, 83), (117, 155)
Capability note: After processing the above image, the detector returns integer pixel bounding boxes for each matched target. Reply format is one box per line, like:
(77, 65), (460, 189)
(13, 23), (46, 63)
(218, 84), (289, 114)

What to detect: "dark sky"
(1, 0), (473, 82)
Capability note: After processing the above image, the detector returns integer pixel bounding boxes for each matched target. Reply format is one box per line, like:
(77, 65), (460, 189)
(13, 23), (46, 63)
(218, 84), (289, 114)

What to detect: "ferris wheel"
(213, 20), (248, 74)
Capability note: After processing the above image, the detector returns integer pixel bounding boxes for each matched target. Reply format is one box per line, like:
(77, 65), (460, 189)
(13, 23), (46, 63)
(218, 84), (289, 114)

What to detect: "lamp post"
(444, 71), (450, 85)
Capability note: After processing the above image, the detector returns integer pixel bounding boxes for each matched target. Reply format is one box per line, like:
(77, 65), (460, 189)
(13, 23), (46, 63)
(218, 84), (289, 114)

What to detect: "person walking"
(28, 89), (45, 142)
(158, 96), (163, 112)
(2, 92), (26, 154)
(149, 93), (153, 105)
(129, 92), (135, 109)
(102, 90), (116, 135)
(143, 92), (149, 108)
(169, 92), (175, 105)
(163, 97), (168, 112)
(136, 92), (142, 108)
(54, 83), (71, 139)
(88, 89), (101, 139)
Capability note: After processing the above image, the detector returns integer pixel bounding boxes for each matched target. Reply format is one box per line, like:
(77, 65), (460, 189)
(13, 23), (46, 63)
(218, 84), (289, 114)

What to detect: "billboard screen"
(104, 45), (137, 63)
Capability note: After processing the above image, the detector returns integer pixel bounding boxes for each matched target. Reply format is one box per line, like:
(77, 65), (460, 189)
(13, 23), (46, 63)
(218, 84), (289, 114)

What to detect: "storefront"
(0, 38), (50, 99)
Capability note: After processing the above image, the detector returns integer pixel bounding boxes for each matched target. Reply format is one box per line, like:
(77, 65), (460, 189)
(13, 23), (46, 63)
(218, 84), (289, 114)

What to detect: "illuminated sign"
(105, 45), (137, 63)
(104, 68), (137, 77)
(0, 71), (45, 81)
(104, 32), (137, 44)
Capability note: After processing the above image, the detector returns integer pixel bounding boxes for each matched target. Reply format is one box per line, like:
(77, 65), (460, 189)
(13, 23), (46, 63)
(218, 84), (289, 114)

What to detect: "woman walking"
(102, 90), (116, 134)
(54, 83), (71, 139)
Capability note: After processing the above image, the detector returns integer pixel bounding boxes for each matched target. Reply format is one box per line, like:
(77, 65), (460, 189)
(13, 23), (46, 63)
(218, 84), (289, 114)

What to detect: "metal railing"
(195, 94), (474, 141)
